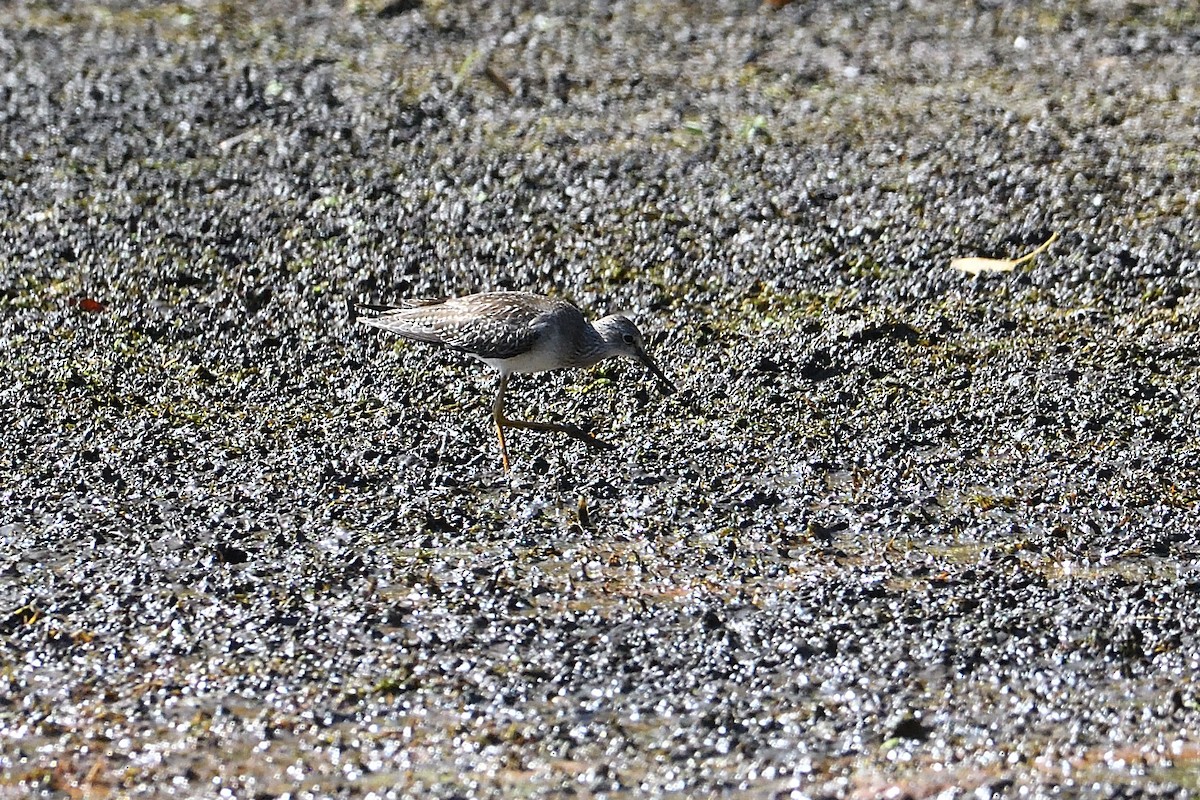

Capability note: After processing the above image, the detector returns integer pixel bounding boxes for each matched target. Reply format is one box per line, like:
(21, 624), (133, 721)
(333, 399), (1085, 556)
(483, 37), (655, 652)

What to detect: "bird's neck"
(569, 325), (613, 368)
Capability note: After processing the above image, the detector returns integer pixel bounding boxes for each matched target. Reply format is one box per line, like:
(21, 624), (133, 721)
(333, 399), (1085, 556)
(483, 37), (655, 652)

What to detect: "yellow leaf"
(951, 232), (1058, 275)
(949, 256), (1020, 275)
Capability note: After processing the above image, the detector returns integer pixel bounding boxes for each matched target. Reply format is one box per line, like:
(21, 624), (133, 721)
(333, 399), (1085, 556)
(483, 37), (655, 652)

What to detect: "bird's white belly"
(475, 335), (568, 375)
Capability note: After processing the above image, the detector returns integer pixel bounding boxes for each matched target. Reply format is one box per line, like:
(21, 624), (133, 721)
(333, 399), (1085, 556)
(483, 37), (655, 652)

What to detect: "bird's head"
(595, 315), (677, 395)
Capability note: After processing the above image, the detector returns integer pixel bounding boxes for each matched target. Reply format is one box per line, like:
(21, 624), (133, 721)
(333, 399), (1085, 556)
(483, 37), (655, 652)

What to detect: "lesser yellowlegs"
(352, 291), (676, 471)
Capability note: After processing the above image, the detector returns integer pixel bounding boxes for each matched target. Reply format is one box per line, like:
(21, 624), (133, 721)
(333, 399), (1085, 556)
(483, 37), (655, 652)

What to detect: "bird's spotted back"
(355, 292), (584, 361)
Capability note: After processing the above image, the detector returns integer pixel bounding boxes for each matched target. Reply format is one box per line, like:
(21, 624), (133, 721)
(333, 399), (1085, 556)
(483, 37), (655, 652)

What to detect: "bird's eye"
(622, 333), (635, 345)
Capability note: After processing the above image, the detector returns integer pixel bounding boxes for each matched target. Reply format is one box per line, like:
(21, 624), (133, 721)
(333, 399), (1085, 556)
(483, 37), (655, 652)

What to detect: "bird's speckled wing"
(354, 292), (577, 360)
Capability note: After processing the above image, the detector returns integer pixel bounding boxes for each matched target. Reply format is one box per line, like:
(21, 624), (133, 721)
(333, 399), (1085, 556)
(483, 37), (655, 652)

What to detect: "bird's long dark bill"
(640, 352), (677, 395)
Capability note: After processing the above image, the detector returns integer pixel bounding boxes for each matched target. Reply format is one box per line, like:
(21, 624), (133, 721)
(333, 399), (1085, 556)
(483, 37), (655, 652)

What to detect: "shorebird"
(352, 291), (675, 471)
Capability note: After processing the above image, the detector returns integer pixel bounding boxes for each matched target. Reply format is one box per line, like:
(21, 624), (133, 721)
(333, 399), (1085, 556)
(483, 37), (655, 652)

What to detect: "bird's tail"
(349, 298), (417, 324)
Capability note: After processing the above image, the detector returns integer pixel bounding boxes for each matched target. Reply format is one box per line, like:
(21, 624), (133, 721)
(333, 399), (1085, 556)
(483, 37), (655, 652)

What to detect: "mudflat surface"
(2, 2), (1199, 797)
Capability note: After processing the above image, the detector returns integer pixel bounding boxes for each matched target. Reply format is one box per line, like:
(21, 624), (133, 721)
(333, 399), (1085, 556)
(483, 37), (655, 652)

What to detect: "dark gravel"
(2, 1), (1200, 798)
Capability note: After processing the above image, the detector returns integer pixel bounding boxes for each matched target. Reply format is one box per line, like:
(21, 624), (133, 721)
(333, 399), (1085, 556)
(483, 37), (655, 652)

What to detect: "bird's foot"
(568, 427), (616, 452)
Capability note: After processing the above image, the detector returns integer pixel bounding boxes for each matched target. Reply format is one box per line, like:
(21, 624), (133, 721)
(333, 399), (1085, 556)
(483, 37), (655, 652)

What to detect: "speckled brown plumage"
(353, 291), (675, 471)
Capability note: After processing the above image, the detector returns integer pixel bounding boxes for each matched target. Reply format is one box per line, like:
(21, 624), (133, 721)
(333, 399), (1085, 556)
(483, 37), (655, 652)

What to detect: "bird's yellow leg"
(493, 374), (512, 472)
(500, 417), (614, 451)
(495, 421), (511, 472)
(490, 373), (615, 470)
